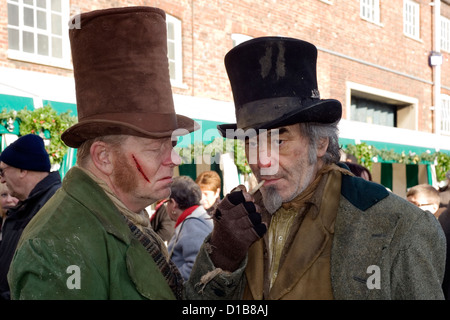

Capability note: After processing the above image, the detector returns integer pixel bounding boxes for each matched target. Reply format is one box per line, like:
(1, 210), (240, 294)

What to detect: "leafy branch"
(0, 105), (77, 165)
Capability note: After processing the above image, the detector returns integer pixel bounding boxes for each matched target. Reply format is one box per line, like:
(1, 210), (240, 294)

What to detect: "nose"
(161, 140), (182, 167)
(169, 148), (182, 167)
(257, 144), (272, 168)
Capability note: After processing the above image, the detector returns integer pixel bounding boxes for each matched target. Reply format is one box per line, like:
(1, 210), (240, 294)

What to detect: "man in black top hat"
(185, 37), (446, 299)
(0, 134), (61, 300)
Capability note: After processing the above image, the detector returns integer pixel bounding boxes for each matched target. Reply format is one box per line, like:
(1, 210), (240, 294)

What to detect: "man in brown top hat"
(8, 6), (197, 300)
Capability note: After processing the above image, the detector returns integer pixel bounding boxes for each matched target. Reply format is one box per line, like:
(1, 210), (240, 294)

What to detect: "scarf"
(79, 168), (184, 300)
(175, 205), (199, 228)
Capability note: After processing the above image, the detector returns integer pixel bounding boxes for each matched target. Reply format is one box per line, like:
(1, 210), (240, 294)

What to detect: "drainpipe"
(433, 0), (442, 135)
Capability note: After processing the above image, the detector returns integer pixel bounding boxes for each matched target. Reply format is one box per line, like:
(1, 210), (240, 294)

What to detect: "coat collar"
(246, 169), (341, 299)
(62, 166), (132, 244)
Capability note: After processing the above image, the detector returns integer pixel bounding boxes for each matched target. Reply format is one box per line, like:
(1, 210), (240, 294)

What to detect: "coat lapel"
(245, 238), (265, 299)
(268, 169), (342, 300)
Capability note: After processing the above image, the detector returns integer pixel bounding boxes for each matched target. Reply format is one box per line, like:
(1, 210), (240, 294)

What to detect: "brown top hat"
(217, 37), (342, 139)
(62, 7), (198, 148)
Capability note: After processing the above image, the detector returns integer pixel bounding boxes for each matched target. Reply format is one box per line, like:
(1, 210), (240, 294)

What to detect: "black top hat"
(217, 37), (342, 138)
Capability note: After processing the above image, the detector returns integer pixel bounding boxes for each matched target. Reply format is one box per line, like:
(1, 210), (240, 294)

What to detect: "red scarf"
(175, 205), (199, 228)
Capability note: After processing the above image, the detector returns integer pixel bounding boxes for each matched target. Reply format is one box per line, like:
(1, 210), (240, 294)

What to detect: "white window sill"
(7, 50), (73, 70)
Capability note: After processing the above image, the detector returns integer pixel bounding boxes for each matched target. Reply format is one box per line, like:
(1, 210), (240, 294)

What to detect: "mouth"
(257, 175), (282, 186)
(263, 178), (281, 187)
(158, 176), (173, 183)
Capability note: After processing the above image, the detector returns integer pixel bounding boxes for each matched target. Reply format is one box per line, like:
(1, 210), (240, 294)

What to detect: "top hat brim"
(62, 114), (199, 148)
(217, 98), (341, 139)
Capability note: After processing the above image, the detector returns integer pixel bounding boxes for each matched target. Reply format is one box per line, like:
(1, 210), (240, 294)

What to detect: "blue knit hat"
(0, 134), (51, 172)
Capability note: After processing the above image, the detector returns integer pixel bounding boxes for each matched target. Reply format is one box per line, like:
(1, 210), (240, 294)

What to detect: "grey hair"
(170, 176), (202, 210)
(298, 121), (341, 165)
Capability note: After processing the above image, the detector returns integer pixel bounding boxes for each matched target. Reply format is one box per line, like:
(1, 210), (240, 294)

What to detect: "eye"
(271, 137), (285, 147)
(273, 139), (283, 146)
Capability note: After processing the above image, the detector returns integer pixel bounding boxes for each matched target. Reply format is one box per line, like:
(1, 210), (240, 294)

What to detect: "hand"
(209, 185), (267, 272)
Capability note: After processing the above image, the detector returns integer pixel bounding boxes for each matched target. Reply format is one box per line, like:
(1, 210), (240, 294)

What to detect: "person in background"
(195, 170), (222, 215)
(0, 134), (61, 300)
(150, 198), (175, 243)
(0, 180), (19, 242)
(167, 176), (213, 281)
(407, 184), (441, 217)
(439, 170), (450, 210)
(344, 161), (372, 181)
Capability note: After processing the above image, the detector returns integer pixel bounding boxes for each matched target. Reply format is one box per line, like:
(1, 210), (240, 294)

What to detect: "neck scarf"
(175, 205), (199, 228)
(79, 167), (184, 300)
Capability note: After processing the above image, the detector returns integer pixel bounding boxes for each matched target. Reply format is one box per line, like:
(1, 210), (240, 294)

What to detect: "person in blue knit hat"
(0, 134), (61, 300)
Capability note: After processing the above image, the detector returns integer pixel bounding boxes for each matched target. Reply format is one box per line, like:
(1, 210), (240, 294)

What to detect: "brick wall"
(1, 0), (448, 134)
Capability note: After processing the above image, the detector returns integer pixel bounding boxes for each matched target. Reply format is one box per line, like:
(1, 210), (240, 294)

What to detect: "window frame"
(441, 16), (450, 53)
(346, 82), (418, 131)
(360, 0), (381, 25)
(166, 13), (184, 88)
(6, 0), (72, 69)
(403, 0), (421, 40)
(440, 95), (450, 136)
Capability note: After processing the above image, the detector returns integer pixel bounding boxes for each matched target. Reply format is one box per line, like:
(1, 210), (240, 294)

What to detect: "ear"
(18, 169), (28, 179)
(317, 137), (329, 158)
(90, 141), (114, 176)
(171, 199), (180, 211)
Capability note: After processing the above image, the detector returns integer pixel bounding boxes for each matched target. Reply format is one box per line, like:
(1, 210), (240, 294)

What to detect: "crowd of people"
(0, 6), (449, 300)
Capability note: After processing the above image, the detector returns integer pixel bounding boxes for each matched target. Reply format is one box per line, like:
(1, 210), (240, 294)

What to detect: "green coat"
(8, 167), (175, 300)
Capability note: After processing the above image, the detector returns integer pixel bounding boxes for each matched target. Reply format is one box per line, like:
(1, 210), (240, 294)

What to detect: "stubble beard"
(261, 185), (283, 214)
(259, 159), (317, 215)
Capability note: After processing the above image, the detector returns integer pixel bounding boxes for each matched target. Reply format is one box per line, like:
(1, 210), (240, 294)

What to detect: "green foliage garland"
(175, 137), (252, 174)
(0, 105), (77, 165)
(343, 142), (450, 182)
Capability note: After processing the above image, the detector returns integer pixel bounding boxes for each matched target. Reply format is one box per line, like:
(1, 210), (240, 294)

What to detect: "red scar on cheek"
(132, 154), (150, 183)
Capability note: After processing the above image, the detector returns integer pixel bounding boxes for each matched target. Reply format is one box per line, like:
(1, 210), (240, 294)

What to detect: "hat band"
(81, 112), (178, 132)
(236, 96), (316, 129)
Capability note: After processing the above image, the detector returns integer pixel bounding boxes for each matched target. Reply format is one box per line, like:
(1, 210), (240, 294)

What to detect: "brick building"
(1, 0), (450, 195)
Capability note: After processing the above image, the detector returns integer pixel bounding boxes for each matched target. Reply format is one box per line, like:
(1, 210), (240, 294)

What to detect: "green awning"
(43, 100), (77, 116)
(338, 137), (355, 148)
(176, 119), (224, 147)
(0, 93), (35, 111)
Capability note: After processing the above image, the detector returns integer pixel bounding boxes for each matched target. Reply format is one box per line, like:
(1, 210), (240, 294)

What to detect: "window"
(231, 34), (253, 47)
(7, 0), (71, 68)
(166, 14), (183, 87)
(347, 82), (418, 130)
(403, 0), (420, 39)
(441, 16), (450, 53)
(351, 97), (397, 127)
(441, 95), (450, 135)
(360, 0), (380, 24)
